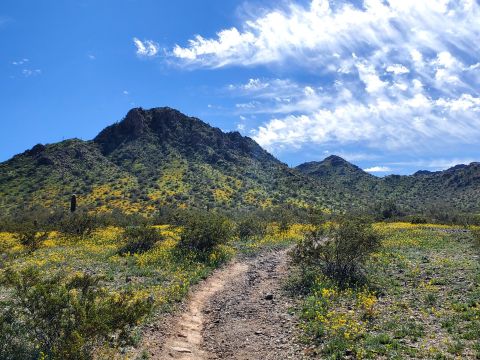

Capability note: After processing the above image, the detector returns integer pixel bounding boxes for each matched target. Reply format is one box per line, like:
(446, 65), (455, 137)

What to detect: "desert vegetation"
(0, 202), (478, 359)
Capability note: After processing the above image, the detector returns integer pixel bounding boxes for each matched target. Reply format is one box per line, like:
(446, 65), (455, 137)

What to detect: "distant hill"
(296, 157), (480, 212)
(0, 107), (479, 215)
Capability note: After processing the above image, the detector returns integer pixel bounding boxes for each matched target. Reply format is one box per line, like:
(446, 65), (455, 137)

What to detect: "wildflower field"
(1, 220), (478, 359)
(0, 221), (307, 358)
(298, 223), (480, 359)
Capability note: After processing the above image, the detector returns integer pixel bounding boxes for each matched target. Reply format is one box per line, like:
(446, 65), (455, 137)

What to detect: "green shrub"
(408, 215), (428, 224)
(292, 216), (381, 287)
(0, 304), (32, 360)
(0, 268), (153, 360)
(118, 226), (164, 255)
(178, 212), (233, 254)
(14, 225), (48, 253)
(277, 208), (294, 233)
(236, 214), (267, 241)
(471, 228), (480, 248)
(59, 212), (97, 237)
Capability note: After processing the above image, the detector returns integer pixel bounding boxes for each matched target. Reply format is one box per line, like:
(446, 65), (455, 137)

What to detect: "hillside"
(0, 107), (479, 216)
(295, 156), (380, 208)
(296, 157), (480, 212)
(0, 107), (336, 215)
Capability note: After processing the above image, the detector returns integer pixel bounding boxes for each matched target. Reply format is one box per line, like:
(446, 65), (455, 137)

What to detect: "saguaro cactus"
(70, 194), (77, 213)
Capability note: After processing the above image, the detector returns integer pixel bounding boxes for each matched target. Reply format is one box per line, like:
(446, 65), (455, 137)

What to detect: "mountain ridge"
(1, 107), (479, 214)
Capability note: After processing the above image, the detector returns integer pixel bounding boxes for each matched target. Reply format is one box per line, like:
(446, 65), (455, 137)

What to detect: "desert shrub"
(178, 212), (233, 254)
(118, 226), (164, 255)
(236, 214), (267, 241)
(58, 212), (97, 237)
(371, 200), (405, 221)
(284, 265), (319, 296)
(407, 215), (428, 224)
(471, 228), (480, 248)
(0, 268), (153, 360)
(0, 304), (32, 360)
(277, 208), (294, 233)
(291, 216), (382, 287)
(14, 228), (48, 253)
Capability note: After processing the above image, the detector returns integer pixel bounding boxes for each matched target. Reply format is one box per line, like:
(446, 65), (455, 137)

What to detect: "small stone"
(171, 347), (192, 353)
(265, 293), (274, 300)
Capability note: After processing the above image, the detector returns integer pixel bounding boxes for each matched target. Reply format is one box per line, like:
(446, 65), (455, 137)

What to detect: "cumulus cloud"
(133, 37), (159, 57)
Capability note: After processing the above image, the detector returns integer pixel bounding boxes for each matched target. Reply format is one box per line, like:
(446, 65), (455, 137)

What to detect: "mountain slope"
(295, 155), (379, 204)
(1, 107), (479, 215)
(296, 157), (480, 212)
(0, 108), (338, 214)
(0, 139), (138, 213)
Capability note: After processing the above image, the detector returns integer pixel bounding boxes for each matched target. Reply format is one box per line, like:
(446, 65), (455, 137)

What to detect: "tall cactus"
(70, 194), (77, 213)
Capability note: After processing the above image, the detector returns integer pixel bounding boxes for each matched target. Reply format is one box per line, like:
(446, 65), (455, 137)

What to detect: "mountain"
(296, 157), (480, 212)
(0, 107), (336, 215)
(1, 107), (479, 216)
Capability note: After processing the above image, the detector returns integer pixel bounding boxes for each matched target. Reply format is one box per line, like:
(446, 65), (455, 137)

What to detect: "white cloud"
(170, 0), (480, 71)
(123, 90), (129, 95)
(12, 58), (29, 66)
(356, 62), (387, 93)
(133, 37), (159, 57)
(235, 101), (259, 109)
(22, 69), (41, 77)
(251, 84), (480, 152)
(386, 64), (410, 75)
(390, 158), (477, 170)
(364, 166), (392, 173)
(170, 0), (480, 160)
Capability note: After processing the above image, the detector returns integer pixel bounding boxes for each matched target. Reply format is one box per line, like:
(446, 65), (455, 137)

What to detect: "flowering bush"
(118, 226), (164, 255)
(292, 216), (382, 287)
(0, 268), (152, 360)
(178, 212), (233, 255)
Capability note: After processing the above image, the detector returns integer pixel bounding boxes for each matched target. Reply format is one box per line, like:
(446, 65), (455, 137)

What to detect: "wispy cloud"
(389, 158), (477, 171)
(365, 166), (392, 173)
(225, 75), (480, 153)
(170, 0), (479, 70)
(187, 0), (480, 155)
(167, 0), (480, 167)
(12, 58), (29, 66)
(133, 37), (159, 57)
(22, 69), (41, 77)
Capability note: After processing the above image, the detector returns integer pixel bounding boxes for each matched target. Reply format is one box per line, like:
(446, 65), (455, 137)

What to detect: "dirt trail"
(156, 262), (248, 359)
(202, 248), (304, 359)
(143, 248), (303, 360)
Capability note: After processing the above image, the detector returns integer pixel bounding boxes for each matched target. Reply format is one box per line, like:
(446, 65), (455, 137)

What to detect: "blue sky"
(1, 0), (479, 175)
